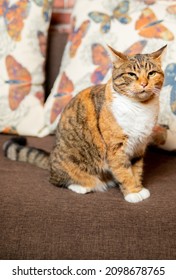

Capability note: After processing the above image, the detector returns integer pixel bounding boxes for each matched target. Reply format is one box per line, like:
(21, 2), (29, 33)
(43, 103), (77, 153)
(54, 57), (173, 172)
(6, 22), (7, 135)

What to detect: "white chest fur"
(110, 92), (159, 157)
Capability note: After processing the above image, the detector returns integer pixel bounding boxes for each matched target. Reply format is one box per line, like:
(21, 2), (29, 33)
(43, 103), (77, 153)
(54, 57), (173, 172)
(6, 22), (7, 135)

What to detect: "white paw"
(125, 188), (150, 203)
(68, 184), (91, 194)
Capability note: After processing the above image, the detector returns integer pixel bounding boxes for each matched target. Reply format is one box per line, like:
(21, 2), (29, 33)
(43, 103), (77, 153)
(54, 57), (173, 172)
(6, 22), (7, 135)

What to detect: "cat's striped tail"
(3, 137), (50, 170)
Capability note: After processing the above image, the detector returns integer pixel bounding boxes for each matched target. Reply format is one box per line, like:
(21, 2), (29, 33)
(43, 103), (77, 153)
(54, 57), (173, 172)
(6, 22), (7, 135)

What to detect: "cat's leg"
(50, 163), (107, 194)
(68, 174), (107, 194)
(50, 169), (93, 194)
(129, 156), (150, 203)
(131, 156), (144, 189)
(107, 149), (150, 203)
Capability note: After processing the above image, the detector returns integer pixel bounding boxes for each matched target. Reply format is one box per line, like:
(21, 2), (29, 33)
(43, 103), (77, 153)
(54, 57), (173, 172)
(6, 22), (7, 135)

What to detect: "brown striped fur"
(3, 45), (166, 202)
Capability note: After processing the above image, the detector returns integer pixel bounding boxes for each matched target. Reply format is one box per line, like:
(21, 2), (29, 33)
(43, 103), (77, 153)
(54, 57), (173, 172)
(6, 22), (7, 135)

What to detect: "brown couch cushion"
(0, 134), (176, 259)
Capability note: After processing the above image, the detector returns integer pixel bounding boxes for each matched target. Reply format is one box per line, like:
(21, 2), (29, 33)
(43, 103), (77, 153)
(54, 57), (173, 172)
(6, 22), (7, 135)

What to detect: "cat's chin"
(120, 89), (156, 102)
(133, 91), (155, 102)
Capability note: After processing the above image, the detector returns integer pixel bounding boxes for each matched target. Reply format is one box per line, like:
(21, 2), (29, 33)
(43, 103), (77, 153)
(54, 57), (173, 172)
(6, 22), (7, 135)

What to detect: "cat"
(3, 45), (166, 203)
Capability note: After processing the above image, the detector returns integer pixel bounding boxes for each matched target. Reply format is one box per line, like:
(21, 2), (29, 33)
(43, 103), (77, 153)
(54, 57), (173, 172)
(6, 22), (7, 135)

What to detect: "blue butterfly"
(33, 0), (52, 22)
(88, 0), (131, 33)
(164, 63), (176, 115)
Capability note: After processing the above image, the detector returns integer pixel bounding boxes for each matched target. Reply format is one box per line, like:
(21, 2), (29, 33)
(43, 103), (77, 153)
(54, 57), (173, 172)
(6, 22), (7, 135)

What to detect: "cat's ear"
(149, 45), (167, 64)
(107, 45), (127, 67)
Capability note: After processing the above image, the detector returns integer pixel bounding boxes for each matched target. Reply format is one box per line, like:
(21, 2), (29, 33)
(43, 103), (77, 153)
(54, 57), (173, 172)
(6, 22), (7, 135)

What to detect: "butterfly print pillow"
(43, 0), (176, 151)
(0, 0), (53, 136)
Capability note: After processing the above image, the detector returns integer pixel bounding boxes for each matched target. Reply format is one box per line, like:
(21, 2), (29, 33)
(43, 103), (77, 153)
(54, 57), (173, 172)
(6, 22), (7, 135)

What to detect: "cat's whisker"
(152, 88), (161, 96)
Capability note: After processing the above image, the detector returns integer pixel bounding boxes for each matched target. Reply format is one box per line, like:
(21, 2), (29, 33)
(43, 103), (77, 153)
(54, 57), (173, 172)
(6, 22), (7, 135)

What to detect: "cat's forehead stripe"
(129, 55), (155, 70)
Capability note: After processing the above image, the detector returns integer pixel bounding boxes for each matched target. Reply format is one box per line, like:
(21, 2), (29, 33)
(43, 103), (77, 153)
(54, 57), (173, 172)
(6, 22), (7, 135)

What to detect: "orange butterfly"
(91, 40), (147, 85)
(68, 17), (90, 58)
(35, 91), (44, 104)
(135, 8), (174, 41)
(0, 0), (30, 41)
(2, 126), (17, 135)
(50, 72), (74, 124)
(143, 0), (156, 5)
(167, 5), (176, 15)
(5, 55), (32, 110)
(91, 43), (111, 85)
(124, 40), (147, 56)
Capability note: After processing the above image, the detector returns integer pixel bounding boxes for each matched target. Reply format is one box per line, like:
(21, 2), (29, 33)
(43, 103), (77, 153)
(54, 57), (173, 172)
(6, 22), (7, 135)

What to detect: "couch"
(0, 29), (176, 260)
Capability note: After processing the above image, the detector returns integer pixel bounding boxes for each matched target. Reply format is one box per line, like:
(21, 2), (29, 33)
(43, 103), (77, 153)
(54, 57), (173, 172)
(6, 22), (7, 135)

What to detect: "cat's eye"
(148, 71), (157, 77)
(127, 72), (137, 78)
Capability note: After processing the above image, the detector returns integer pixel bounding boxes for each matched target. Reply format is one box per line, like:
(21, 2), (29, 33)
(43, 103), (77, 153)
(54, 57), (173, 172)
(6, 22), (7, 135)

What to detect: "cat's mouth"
(126, 89), (155, 101)
(136, 90), (155, 101)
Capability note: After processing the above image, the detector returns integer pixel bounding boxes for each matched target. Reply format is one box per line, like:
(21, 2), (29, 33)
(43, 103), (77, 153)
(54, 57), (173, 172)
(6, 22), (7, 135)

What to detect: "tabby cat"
(3, 45), (166, 203)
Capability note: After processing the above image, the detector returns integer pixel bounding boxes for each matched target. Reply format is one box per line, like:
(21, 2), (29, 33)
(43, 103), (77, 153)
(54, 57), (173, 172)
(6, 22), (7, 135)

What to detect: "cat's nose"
(140, 80), (148, 88)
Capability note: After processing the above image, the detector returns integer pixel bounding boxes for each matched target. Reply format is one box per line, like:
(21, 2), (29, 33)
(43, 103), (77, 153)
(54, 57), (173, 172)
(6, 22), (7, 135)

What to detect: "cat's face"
(109, 45), (166, 102)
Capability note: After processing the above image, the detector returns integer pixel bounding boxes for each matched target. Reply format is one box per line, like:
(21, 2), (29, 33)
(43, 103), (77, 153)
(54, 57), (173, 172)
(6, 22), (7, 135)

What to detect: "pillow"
(42, 0), (176, 151)
(0, 0), (53, 136)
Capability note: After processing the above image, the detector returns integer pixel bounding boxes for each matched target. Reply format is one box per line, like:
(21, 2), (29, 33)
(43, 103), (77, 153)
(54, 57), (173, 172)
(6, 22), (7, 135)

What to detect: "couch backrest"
(45, 30), (68, 99)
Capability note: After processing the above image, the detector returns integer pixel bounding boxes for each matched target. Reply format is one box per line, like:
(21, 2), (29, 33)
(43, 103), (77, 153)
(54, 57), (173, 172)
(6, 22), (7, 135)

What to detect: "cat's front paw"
(125, 188), (150, 203)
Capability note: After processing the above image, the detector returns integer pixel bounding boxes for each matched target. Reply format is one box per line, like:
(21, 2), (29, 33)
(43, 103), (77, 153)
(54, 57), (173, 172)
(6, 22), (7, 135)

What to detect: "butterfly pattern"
(167, 4), (176, 15)
(123, 40), (147, 56)
(135, 7), (174, 41)
(68, 17), (90, 58)
(50, 72), (74, 124)
(164, 64), (176, 116)
(91, 43), (111, 85)
(33, 0), (52, 22)
(5, 55), (32, 110)
(91, 40), (147, 85)
(88, 0), (131, 33)
(2, 126), (17, 134)
(0, 0), (30, 41)
(35, 91), (44, 104)
(143, 0), (156, 5)
(0, 0), (52, 136)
